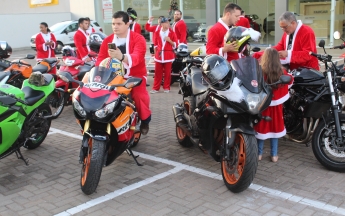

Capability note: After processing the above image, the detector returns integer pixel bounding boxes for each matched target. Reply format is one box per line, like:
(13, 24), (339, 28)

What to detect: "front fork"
(327, 71), (342, 140)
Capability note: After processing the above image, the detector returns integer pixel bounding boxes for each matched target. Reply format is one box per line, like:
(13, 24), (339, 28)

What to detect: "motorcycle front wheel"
(312, 114), (345, 172)
(221, 133), (258, 193)
(80, 138), (106, 195)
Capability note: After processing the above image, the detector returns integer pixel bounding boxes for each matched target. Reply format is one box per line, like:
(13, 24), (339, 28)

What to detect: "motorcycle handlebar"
(333, 44), (345, 49)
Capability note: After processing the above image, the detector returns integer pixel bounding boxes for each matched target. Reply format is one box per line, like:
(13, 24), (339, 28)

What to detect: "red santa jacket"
(206, 19), (240, 62)
(74, 28), (90, 60)
(253, 21), (319, 71)
(154, 28), (177, 63)
(130, 22), (141, 35)
(35, 32), (56, 61)
(96, 29), (147, 78)
(172, 19), (187, 45)
(145, 22), (161, 45)
(236, 16), (250, 28)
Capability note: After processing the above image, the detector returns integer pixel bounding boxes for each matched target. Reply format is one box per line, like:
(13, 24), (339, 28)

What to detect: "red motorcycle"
(53, 46), (95, 117)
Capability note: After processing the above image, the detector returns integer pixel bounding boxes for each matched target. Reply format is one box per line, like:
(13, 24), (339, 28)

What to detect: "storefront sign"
(28, 0), (58, 8)
(102, 0), (113, 23)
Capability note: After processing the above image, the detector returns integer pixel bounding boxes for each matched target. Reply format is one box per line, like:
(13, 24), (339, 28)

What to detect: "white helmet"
(177, 43), (188, 53)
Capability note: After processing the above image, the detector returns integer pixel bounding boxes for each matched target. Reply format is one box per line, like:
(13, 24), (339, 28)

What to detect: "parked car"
(184, 15), (200, 40)
(193, 24), (206, 41)
(30, 20), (104, 54)
(263, 13), (299, 34)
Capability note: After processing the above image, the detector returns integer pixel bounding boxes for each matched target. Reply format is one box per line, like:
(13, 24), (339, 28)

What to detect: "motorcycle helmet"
(0, 41), (12, 59)
(89, 32), (105, 53)
(127, 8), (137, 20)
(201, 54), (234, 90)
(176, 43), (189, 57)
(62, 45), (77, 57)
(224, 26), (251, 53)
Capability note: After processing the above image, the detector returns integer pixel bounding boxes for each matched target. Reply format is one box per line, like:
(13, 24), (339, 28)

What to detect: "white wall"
(0, 0), (71, 49)
(69, 0), (96, 20)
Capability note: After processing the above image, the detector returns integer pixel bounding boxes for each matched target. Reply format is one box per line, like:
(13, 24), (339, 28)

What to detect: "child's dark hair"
(260, 48), (284, 88)
(40, 22), (51, 32)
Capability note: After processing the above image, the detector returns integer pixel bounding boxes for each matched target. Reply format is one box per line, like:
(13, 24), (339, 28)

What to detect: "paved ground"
(1, 49), (345, 215)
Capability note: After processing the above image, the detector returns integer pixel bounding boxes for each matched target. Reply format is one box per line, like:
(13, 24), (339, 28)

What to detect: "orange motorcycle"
(58, 57), (142, 195)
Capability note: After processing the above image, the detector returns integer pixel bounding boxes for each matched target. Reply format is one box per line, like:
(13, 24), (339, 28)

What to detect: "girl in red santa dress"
(35, 22), (56, 61)
(254, 48), (293, 162)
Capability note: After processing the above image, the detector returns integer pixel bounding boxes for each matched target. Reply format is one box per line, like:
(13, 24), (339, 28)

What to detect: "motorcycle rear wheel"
(25, 103), (52, 149)
(221, 133), (258, 193)
(176, 97), (194, 147)
(80, 138), (106, 195)
(312, 114), (345, 172)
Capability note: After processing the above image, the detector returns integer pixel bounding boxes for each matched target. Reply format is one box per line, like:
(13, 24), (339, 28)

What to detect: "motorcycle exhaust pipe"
(172, 103), (188, 125)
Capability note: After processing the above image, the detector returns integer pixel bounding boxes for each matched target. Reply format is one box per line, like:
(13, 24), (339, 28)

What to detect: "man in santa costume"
(172, 9), (187, 45)
(74, 18), (92, 62)
(206, 3), (242, 62)
(145, 16), (163, 46)
(35, 22), (56, 61)
(127, 8), (141, 35)
(236, 10), (250, 28)
(96, 11), (151, 135)
(151, 17), (177, 93)
(253, 11), (319, 70)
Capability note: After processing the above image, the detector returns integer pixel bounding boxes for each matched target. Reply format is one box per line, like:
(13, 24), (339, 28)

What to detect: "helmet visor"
(206, 60), (231, 85)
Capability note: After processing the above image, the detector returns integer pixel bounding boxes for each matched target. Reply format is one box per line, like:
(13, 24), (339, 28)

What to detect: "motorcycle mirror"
(279, 75), (292, 84)
(0, 95), (17, 106)
(57, 71), (74, 83)
(26, 54), (35, 59)
(334, 31), (341, 40)
(252, 47), (261, 52)
(124, 77), (142, 89)
(319, 40), (325, 48)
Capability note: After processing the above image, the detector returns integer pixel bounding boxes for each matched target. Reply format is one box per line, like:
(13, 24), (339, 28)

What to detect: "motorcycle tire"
(46, 90), (65, 118)
(221, 133), (258, 193)
(176, 97), (195, 147)
(312, 113), (345, 172)
(24, 103), (52, 149)
(80, 138), (106, 195)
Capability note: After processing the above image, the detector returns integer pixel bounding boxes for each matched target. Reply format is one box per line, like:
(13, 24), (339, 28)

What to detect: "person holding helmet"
(206, 3), (242, 62)
(127, 8), (141, 34)
(95, 11), (151, 135)
(151, 17), (178, 93)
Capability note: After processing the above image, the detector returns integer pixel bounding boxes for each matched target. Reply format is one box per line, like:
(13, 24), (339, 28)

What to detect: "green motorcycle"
(0, 71), (58, 165)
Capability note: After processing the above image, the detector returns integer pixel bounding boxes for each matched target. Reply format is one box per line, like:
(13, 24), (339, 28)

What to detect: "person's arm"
(74, 32), (89, 60)
(95, 37), (110, 66)
(289, 31), (316, 66)
(135, 23), (142, 34)
(171, 31), (178, 49)
(206, 28), (224, 56)
(179, 22), (187, 44)
(123, 34), (146, 68)
(35, 34), (46, 52)
(145, 23), (156, 32)
(50, 33), (57, 50)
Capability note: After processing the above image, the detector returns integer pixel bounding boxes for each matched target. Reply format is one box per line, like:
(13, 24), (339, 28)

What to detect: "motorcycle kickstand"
(126, 148), (143, 166)
(15, 149), (29, 165)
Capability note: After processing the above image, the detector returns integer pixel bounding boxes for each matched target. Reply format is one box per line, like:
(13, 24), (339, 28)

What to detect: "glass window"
(66, 23), (78, 33)
(183, 0), (206, 42)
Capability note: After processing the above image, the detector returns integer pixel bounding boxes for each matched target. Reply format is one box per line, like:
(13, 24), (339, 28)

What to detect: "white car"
(193, 24), (206, 41)
(30, 20), (104, 53)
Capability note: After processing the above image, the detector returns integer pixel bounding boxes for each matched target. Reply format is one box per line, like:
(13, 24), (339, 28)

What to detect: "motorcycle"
(172, 54), (291, 193)
(332, 31), (345, 68)
(283, 39), (345, 172)
(0, 71), (58, 165)
(58, 58), (143, 195)
(52, 46), (95, 118)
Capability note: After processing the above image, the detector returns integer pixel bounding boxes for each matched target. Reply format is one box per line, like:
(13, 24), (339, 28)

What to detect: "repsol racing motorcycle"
(58, 58), (143, 195)
(283, 40), (345, 172)
(173, 54), (291, 192)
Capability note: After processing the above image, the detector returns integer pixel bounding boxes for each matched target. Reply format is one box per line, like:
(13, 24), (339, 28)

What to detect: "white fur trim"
(270, 93), (290, 106)
(219, 47), (224, 56)
(255, 128), (286, 139)
(78, 28), (90, 52)
(287, 50), (292, 64)
(284, 20), (303, 52)
(154, 58), (174, 63)
(42, 43), (48, 51)
(217, 77), (244, 103)
(82, 55), (89, 61)
(147, 21), (152, 24)
(50, 41), (56, 50)
(218, 18), (230, 31)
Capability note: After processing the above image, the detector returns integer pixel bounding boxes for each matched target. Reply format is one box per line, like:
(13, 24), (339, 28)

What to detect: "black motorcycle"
(173, 54), (291, 192)
(283, 40), (345, 172)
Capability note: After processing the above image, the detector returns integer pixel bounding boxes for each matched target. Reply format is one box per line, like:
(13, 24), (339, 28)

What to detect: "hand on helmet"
(223, 41), (238, 53)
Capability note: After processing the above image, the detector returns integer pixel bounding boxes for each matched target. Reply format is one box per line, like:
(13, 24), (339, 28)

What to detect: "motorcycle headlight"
(241, 86), (268, 114)
(95, 101), (117, 118)
(247, 93), (261, 111)
(72, 97), (86, 117)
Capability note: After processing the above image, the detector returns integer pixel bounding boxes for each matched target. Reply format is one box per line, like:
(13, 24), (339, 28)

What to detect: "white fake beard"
(216, 77), (244, 103)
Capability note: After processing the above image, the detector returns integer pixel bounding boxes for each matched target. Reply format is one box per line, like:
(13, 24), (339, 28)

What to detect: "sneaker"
(164, 90), (170, 93)
(150, 90), (158, 94)
(140, 123), (149, 135)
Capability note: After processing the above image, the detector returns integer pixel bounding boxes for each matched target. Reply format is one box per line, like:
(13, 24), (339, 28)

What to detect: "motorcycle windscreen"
(231, 57), (263, 93)
(89, 66), (118, 85)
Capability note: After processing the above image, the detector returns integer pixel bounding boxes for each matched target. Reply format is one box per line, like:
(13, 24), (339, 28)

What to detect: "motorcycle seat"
(42, 58), (57, 65)
(42, 74), (54, 86)
(32, 64), (48, 73)
(191, 67), (208, 95)
(22, 86), (45, 106)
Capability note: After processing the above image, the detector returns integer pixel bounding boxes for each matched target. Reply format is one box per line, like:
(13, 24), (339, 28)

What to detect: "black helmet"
(201, 54), (234, 90)
(176, 43), (189, 57)
(127, 8), (137, 20)
(224, 26), (251, 53)
(89, 32), (105, 53)
(0, 41), (12, 59)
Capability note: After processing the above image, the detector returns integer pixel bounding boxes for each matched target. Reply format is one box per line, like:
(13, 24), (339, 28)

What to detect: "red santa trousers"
(131, 77), (151, 121)
(153, 61), (172, 91)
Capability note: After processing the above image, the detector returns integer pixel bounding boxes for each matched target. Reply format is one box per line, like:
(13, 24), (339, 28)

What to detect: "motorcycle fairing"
(191, 67), (208, 95)
(80, 91), (110, 113)
(231, 57), (263, 93)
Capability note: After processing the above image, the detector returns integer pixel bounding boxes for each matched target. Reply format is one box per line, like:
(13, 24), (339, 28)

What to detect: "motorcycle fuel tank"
(292, 67), (326, 86)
